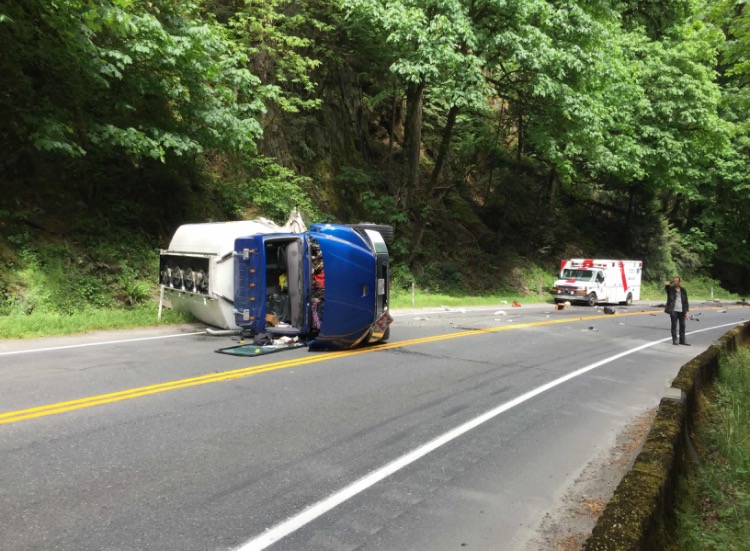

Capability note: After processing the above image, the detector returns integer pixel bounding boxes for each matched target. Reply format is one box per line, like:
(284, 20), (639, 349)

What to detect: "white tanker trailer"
(158, 209), (394, 349)
(158, 210), (307, 330)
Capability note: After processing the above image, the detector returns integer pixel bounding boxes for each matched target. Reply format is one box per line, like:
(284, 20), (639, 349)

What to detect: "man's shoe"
(673, 340), (678, 345)
(680, 341), (691, 346)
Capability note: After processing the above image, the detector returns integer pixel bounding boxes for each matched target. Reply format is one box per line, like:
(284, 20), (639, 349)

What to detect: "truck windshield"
(562, 269), (594, 281)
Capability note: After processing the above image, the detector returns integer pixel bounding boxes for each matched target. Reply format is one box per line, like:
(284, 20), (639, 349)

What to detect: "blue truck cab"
(159, 213), (392, 349)
(234, 224), (391, 348)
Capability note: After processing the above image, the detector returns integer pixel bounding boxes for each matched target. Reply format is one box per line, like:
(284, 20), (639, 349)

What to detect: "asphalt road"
(1, 301), (747, 551)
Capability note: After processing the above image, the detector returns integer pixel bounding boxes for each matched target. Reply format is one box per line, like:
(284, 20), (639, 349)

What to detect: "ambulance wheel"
(620, 293), (633, 306)
(586, 293), (597, 307)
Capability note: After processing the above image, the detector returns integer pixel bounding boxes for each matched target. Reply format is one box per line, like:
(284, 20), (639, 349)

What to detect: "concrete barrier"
(583, 321), (750, 551)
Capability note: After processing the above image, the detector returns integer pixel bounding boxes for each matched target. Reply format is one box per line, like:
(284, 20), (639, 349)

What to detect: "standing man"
(665, 277), (690, 346)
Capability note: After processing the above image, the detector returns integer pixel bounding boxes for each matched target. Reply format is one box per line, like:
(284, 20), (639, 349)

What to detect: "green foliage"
(675, 348), (750, 550)
(682, 275), (739, 300)
(342, 0), (491, 217)
(0, 304), (193, 339)
(238, 157), (322, 222)
(389, 289), (545, 309)
(696, 0), (750, 289)
(0, 229), (161, 319)
(619, 0), (695, 38)
(118, 274), (151, 306)
(343, 0), (487, 100)
(480, 0), (617, 179)
(359, 190), (408, 255)
(1, 0), (750, 330)
(633, 215), (676, 281)
(0, 0), (266, 165)
(672, 226), (718, 274)
(389, 263), (416, 292)
(640, 275), (738, 301)
(224, 0), (336, 113)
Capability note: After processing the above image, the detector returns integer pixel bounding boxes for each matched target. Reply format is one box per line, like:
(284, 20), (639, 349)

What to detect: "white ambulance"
(551, 259), (642, 306)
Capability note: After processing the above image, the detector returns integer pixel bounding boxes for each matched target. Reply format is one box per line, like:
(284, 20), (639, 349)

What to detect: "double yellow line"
(0, 309), (713, 425)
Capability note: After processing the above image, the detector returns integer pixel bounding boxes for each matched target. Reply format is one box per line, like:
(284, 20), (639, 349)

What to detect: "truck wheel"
(352, 224), (394, 245)
(620, 293), (633, 306)
(382, 326), (390, 342)
(586, 293), (597, 307)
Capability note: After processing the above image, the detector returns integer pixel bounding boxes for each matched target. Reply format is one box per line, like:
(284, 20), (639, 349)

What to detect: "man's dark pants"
(670, 311), (686, 343)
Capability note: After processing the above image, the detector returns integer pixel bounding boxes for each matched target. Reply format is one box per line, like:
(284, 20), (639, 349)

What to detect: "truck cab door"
(234, 234), (310, 335)
(233, 236), (266, 332)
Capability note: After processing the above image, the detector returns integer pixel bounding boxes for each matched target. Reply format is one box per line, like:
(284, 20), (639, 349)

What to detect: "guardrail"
(583, 321), (750, 551)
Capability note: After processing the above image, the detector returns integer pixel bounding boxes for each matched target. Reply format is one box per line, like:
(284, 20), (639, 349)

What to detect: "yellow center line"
(0, 307), (737, 425)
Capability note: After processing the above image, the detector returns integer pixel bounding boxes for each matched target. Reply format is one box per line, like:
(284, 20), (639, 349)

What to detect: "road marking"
(0, 332), (205, 357)
(0, 310), (742, 425)
(0, 312), (640, 424)
(234, 320), (744, 551)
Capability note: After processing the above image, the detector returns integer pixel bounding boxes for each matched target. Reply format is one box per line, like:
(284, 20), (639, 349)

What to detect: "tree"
(698, 0), (750, 290)
(342, 0), (487, 212)
(0, 0), (265, 199)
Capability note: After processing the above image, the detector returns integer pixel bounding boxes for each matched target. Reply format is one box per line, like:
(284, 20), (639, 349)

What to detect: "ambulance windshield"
(562, 269), (594, 281)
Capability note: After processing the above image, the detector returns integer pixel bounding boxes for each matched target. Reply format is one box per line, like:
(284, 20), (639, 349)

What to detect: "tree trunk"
(624, 184), (637, 249)
(388, 83), (397, 167)
(548, 167), (558, 207)
(402, 80), (425, 212)
(428, 105), (458, 191)
(406, 220), (428, 267)
(483, 103), (505, 204)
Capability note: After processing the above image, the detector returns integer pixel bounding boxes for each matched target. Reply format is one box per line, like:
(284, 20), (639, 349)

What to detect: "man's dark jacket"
(664, 285), (689, 314)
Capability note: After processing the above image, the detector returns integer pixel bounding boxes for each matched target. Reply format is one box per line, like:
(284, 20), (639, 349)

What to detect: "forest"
(1, 0), (749, 320)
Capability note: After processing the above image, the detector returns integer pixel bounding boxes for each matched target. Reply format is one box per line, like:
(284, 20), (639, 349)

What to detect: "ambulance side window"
(597, 272), (604, 283)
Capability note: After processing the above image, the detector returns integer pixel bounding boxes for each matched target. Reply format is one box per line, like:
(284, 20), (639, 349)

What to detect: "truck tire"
(351, 224), (394, 245)
(382, 326), (390, 342)
(586, 293), (597, 307)
(620, 293), (633, 306)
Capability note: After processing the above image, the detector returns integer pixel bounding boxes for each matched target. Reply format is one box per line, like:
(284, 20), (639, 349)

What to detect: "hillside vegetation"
(1, 0), (749, 330)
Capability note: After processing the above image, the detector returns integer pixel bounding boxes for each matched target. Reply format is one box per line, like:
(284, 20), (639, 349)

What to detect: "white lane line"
(235, 320), (744, 551)
(0, 332), (205, 357)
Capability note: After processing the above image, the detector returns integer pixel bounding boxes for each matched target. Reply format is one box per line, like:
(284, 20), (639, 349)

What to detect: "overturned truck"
(158, 210), (393, 349)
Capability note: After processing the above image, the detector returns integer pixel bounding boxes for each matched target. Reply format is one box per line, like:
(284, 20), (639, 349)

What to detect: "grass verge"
(391, 277), (741, 310)
(639, 277), (742, 303)
(672, 348), (750, 549)
(0, 303), (194, 339)
(390, 289), (547, 309)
